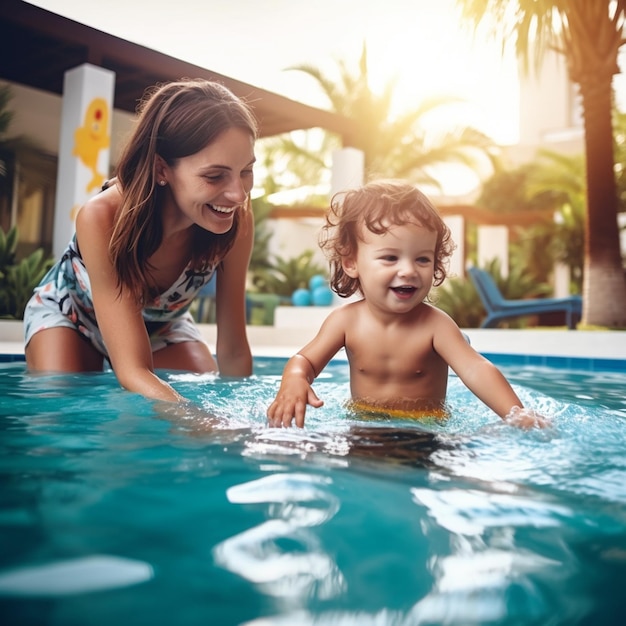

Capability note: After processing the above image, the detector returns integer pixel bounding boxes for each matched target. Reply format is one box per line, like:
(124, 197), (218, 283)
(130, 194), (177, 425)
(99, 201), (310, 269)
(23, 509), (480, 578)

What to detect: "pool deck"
(2, 316), (625, 371)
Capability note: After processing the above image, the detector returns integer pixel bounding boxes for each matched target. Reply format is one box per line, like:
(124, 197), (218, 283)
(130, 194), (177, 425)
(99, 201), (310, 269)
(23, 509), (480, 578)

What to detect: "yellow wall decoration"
(72, 97), (110, 193)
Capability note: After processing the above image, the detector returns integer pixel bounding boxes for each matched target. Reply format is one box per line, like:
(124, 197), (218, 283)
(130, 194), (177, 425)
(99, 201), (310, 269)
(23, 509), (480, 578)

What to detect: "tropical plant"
(258, 43), (499, 194)
(478, 161), (564, 214)
(457, 0), (626, 327)
(478, 149), (585, 293)
(433, 274), (486, 328)
(249, 249), (327, 298)
(0, 225), (53, 319)
(524, 150), (585, 292)
(257, 131), (336, 204)
(249, 196), (275, 276)
(488, 257), (553, 301)
(611, 108), (626, 213)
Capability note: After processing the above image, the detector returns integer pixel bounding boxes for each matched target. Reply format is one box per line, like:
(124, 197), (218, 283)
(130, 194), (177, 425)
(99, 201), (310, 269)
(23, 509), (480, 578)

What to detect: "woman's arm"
(76, 194), (183, 403)
(213, 207), (254, 376)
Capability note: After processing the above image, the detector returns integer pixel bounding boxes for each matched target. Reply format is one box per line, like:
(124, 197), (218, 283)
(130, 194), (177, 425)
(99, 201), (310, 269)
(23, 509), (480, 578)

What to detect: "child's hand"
(504, 405), (551, 429)
(267, 380), (323, 428)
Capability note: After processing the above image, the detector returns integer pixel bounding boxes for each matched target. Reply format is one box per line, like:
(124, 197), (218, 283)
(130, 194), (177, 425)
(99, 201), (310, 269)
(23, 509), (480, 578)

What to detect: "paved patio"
(2, 318), (625, 369)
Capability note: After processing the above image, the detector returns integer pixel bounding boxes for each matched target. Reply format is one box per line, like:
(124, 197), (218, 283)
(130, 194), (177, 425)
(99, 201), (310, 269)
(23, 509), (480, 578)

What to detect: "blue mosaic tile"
(0, 354), (25, 363)
(1, 351), (624, 372)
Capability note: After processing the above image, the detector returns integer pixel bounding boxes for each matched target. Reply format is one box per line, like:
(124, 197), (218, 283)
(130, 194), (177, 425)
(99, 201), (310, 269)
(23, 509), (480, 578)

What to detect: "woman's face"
(160, 126), (256, 234)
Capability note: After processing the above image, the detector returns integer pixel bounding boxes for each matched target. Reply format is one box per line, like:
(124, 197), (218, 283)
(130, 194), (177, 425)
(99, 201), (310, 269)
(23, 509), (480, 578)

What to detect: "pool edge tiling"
(481, 353), (626, 372)
(1, 321), (625, 372)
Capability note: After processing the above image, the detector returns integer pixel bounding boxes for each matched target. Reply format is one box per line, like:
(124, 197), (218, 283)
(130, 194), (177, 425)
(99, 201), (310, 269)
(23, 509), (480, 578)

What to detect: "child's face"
(342, 221), (437, 313)
(158, 126), (255, 234)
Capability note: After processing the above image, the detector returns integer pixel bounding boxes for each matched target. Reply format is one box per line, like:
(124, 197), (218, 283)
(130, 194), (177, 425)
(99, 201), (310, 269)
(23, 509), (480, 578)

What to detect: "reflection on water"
(0, 360), (626, 625)
(214, 474), (345, 607)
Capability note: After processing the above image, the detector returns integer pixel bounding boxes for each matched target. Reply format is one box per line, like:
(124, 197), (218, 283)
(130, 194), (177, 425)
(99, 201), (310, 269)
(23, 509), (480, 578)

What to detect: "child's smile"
(390, 285), (418, 299)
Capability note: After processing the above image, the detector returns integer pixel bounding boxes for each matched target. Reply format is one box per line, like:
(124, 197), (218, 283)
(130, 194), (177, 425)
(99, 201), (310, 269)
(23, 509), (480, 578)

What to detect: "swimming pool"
(1, 356), (625, 625)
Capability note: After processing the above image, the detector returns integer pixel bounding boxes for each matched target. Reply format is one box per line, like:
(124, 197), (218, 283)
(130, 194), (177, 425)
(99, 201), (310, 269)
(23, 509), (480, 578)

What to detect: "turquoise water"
(1, 357), (626, 625)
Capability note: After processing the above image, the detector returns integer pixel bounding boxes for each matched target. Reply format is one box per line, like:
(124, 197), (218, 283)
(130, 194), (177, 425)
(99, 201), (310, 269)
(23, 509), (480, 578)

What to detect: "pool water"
(1, 357), (626, 625)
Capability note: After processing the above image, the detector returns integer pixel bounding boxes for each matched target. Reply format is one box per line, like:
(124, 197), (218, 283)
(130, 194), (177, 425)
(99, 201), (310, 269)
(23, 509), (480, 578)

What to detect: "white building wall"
(478, 225), (509, 276)
(510, 51), (583, 165)
(3, 81), (134, 165)
(267, 217), (326, 269)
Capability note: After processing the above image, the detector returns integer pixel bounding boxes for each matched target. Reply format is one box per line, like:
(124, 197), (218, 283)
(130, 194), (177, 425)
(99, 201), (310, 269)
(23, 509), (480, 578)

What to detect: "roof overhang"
(0, 0), (357, 143)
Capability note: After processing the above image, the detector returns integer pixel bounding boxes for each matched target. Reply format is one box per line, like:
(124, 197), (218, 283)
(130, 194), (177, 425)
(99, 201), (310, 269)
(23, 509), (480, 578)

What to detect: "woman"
(24, 79), (257, 404)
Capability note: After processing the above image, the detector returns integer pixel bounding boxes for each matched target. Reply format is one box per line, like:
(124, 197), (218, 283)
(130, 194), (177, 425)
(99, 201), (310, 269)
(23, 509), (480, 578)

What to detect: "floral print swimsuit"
(24, 234), (216, 358)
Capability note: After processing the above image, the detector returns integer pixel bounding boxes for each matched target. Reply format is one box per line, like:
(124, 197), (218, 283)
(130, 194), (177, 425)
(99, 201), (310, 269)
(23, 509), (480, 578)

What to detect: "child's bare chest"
(345, 324), (441, 380)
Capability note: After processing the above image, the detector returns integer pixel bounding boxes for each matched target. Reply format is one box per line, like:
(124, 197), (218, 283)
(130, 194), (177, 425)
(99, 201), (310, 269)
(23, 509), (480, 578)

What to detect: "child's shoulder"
(419, 302), (460, 330)
(326, 300), (362, 319)
(422, 301), (452, 319)
(321, 299), (365, 327)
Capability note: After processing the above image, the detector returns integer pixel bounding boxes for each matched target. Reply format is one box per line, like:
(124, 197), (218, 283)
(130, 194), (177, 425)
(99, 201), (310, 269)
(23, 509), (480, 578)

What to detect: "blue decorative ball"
(312, 286), (333, 306)
(292, 288), (312, 307)
(308, 274), (327, 291)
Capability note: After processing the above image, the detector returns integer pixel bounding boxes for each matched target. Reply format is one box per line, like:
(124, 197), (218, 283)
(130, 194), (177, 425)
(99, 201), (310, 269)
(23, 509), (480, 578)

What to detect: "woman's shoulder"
(76, 183), (121, 231)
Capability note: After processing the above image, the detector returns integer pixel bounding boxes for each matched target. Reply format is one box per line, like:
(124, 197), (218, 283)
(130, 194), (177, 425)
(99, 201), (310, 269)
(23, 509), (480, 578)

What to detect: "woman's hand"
(153, 399), (228, 430)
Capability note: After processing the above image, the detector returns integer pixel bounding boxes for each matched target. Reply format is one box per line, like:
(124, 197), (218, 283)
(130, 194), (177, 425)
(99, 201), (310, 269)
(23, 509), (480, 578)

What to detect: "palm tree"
(458, 0), (626, 328)
(260, 43), (498, 193)
(257, 129), (335, 206)
(525, 150), (586, 292)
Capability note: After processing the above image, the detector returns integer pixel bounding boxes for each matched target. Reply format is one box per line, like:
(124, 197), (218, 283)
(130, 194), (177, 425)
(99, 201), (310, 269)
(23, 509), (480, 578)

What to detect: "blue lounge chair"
(468, 267), (582, 330)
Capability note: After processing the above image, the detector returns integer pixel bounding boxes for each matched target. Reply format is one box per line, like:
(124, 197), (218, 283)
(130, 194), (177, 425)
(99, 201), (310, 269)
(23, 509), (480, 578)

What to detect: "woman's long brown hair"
(109, 79), (258, 303)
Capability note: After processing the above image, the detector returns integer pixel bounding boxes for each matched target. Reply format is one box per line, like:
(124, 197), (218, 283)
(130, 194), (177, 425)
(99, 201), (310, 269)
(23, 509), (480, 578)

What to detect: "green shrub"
(249, 249), (327, 298)
(433, 275), (485, 328)
(0, 225), (54, 319)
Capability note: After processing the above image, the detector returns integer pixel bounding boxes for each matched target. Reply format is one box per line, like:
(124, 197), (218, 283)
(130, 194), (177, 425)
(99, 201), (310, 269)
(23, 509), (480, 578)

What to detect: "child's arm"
(459, 358), (548, 428)
(267, 353), (323, 428)
(267, 308), (347, 428)
(432, 311), (549, 428)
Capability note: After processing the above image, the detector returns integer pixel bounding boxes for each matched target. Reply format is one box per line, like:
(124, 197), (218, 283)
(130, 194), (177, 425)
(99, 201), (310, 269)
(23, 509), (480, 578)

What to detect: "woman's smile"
(209, 203), (237, 215)
(206, 202), (241, 220)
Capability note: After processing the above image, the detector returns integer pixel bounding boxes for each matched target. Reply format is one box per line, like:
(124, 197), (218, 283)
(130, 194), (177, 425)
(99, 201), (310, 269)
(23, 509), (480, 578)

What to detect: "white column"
(331, 148), (364, 195)
(53, 64), (115, 259)
(477, 225), (509, 276)
(553, 262), (571, 297)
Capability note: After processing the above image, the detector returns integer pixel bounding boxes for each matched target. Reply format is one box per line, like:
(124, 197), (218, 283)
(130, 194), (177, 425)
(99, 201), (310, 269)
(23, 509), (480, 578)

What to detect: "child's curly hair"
(320, 179), (455, 298)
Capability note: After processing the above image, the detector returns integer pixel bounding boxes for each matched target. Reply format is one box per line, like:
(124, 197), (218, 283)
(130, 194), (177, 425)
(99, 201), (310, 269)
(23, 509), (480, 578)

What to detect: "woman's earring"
(159, 180), (166, 186)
